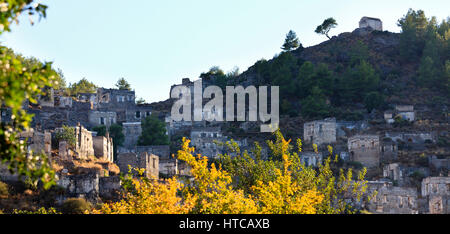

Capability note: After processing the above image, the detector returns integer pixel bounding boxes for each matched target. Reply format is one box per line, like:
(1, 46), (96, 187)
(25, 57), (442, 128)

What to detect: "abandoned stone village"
(0, 17), (449, 214)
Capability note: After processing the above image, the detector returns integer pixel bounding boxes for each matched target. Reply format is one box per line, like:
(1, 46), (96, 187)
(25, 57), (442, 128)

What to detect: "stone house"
(88, 111), (117, 127)
(348, 135), (380, 168)
(77, 92), (98, 108)
(303, 118), (337, 146)
(96, 88), (139, 123)
(359, 17), (383, 31)
(126, 104), (153, 122)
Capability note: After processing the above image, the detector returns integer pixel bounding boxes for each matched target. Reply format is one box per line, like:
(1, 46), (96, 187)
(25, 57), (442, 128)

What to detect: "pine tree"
(115, 77), (131, 90)
(281, 30), (301, 51)
(138, 115), (169, 146)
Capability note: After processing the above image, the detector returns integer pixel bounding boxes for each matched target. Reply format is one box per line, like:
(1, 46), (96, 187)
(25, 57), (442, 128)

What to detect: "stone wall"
(93, 135), (114, 162)
(134, 145), (170, 159)
(74, 124), (95, 159)
(99, 176), (121, 200)
(421, 177), (450, 197)
(300, 152), (323, 167)
(122, 122), (142, 148)
(348, 135), (380, 168)
(117, 152), (137, 174)
(138, 152), (159, 179)
(385, 132), (435, 144)
(57, 172), (100, 202)
(117, 152), (159, 179)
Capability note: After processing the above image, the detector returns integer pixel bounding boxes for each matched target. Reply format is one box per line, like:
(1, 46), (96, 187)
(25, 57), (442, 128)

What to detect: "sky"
(1, 0), (449, 103)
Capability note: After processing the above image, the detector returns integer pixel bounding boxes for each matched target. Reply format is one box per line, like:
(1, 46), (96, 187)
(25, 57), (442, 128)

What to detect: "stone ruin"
(421, 177), (450, 214)
(299, 152), (323, 167)
(57, 123), (114, 162)
(56, 171), (121, 203)
(303, 118), (337, 146)
(116, 152), (159, 179)
(365, 181), (419, 214)
(348, 135), (380, 168)
(190, 127), (228, 159)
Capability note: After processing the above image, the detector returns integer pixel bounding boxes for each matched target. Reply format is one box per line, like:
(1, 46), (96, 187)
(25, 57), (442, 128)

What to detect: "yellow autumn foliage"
(92, 176), (193, 214)
(93, 132), (369, 214)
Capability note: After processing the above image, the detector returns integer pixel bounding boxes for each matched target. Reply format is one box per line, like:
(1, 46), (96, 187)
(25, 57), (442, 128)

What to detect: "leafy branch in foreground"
(0, 1), (57, 189)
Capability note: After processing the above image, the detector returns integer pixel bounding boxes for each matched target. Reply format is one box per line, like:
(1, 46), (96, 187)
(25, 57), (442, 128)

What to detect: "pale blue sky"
(1, 0), (449, 102)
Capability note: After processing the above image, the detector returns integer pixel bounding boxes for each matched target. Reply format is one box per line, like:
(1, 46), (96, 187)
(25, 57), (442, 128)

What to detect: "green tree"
(92, 125), (107, 137)
(418, 56), (440, 87)
(301, 86), (330, 119)
(364, 92), (385, 113)
(0, 0), (56, 189)
(397, 9), (429, 61)
(281, 30), (301, 51)
(115, 77), (131, 90)
(200, 66), (228, 89)
(315, 18), (338, 39)
(108, 124), (125, 148)
(138, 115), (169, 146)
(341, 60), (380, 102)
(68, 78), (97, 96)
(54, 125), (76, 148)
(136, 97), (146, 104)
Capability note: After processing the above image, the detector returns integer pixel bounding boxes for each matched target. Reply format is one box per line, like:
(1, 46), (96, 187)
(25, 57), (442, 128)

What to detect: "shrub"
(61, 198), (92, 214)
(54, 125), (76, 147)
(0, 181), (9, 197)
